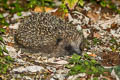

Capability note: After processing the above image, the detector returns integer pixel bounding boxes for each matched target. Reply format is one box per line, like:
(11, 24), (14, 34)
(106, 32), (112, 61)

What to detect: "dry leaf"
(89, 54), (97, 57)
(52, 8), (68, 19)
(87, 52), (97, 57)
(5, 27), (10, 34)
(102, 76), (114, 80)
(7, 42), (14, 47)
(87, 11), (99, 23)
(34, 6), (53, 12)
(0, 25), (4, 28)
(93, 32), (101, 38)
(111, 23), (118, 30)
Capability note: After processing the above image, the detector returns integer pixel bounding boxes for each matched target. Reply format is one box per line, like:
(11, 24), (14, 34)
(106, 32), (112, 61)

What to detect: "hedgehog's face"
(70, 34), (84, 55)
(64, 40), (82, 56)
(70, 39), (82, 55)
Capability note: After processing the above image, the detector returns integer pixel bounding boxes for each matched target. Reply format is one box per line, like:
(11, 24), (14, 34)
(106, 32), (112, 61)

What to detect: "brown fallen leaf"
(89, 53), (97, 57)
(87, 52), (97, 57)
(101, 52), (120, 66)
(34, 6), (53, 12)
(102, 76), (114, 80)
(87, 11), (99, 23)
(93, 32), (101, 38)
(7, 42), (14, 47)
(104, 28), (111, 32)
(0, 25), (4, 28)
(5, 27), (10, 34)
(52, 8), (68, 20)
(111, 23), (118, 30)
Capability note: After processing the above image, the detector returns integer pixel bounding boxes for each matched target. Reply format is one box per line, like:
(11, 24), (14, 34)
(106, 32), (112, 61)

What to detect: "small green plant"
(93, 38), (101, 45)
(27, 0), (39, 9)
(27, 0), (55, 9)
(10, 0), (24, 14)
(59, 0), (84, 18)
(106, 66), (120, 79)
(0, 0), (9, 10)
(67, 53), (105, 78)
(93, 77), (99, 80)
(100, 0), (117, 10)
(0, 13), (9, 26)
(0, 0), (55, 16)
(114, 66), (120, 78)
(90, 0), (120, 13)
(62, 0), (84, 10)
(60, 3), (68, 17)
(109, 37), (117, 45)
(0, 28), (14, 74)
(109, 37), (119, 52)
(62, 0), (119, 14)
(78, 0), (84, 7)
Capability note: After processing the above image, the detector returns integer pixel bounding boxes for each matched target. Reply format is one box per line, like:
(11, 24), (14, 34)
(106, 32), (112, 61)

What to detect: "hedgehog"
(15, 12), (85, 57)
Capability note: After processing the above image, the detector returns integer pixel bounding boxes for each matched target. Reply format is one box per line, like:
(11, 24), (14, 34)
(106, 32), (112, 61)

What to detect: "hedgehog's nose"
(76, 50), (82, 55)
(74, 48), (82, 55)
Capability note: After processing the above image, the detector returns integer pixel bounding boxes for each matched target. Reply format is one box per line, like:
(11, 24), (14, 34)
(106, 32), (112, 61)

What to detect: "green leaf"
(91, 59), (97, 64)
(84, 60), (89, 65)
(60, 4), (68, 13)
(0, 58), (4, 62)
(103, 78), (108, 80)
(84, 53), (90, 59)
(79, 66), (86, 73)
(91, 66), (98, 73)
(87, 70), (93, 75)
(0, 14), (4, 18)
(78, 0), (84, 6)
(1, 19), (5, 24)
(68, 53), (105, 76)
(69, 70), (77, 75)
(0, 52), (3, 56)
(72, 65), (82, 71)
(72, 54), (81, 60)
(64, 0), (79, 10)
(93, 77), (98, 80)
(3, 46), (8, 54)
(69, 53), (81, 64)
(110, 38), (117, 44)
(17, 12), (22, 16)
(2, 64), (8, 74)
(0, 37), (3, 42)
(100, 1), (107, 7)
(27, 0), (37, 8)
(109, 4), (117, 10)
(114, 66), (120, 78)
(0, 46), (3, 56)
(97, 66), (105, 74)
(0, 28), (6, 33)
(5, 56), (14, 62)
(93, 38), (101, 45)
(2, 0), (8, 3)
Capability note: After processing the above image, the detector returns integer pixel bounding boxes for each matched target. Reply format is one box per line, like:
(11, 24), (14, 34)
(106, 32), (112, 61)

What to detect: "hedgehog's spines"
(15, 12), (84, 57)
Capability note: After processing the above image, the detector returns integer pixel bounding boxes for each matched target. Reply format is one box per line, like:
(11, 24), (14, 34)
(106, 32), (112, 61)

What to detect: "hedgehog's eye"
(56, 38), (63, 46)
(64, 45), (72, 51)
(64, 45), (75, 55)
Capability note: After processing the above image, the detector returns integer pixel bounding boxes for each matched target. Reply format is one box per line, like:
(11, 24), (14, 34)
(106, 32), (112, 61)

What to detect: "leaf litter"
(1, 1), (120, 80)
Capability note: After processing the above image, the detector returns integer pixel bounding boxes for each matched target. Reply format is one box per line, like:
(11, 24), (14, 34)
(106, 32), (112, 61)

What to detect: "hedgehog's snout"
(64, 43), (82, 56)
